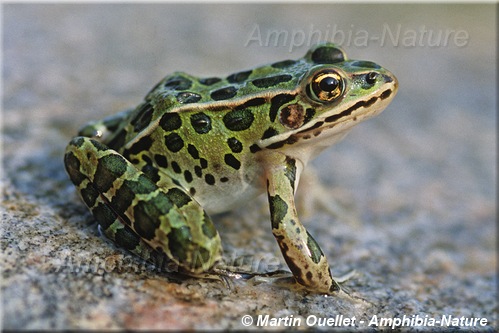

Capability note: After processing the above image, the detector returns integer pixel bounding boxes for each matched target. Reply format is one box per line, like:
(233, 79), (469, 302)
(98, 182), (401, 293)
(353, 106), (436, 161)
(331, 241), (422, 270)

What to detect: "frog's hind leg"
(64, 136), (223, 275)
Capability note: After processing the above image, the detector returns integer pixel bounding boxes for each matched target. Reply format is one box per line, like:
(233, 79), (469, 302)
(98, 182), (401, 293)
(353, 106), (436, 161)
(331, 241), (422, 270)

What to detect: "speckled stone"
(2, 3), (496, 331)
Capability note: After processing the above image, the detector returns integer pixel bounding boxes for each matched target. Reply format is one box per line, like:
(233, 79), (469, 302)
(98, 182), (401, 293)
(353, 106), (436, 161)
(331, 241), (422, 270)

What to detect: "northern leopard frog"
(64, 43), (398, 294)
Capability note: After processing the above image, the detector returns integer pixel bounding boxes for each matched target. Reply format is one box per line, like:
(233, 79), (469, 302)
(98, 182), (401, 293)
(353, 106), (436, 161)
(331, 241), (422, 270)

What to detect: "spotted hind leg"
(64, 136), (223, 275)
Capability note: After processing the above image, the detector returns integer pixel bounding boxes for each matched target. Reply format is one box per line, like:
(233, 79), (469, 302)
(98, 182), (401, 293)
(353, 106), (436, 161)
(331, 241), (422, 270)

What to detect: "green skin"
(64, 43), (398, 294)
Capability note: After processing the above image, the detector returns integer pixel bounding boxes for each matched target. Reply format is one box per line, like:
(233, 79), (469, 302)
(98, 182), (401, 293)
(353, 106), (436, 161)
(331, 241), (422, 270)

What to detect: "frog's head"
(258, 43), (398, 163)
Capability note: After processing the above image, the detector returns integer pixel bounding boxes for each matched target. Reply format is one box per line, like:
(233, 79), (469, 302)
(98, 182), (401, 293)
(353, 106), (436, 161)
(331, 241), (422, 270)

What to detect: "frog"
(64, 43), (398, 294)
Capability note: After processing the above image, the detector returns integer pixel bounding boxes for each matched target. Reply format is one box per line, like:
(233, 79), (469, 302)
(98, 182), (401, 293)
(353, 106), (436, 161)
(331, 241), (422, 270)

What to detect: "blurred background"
(2, 4), (496, 330)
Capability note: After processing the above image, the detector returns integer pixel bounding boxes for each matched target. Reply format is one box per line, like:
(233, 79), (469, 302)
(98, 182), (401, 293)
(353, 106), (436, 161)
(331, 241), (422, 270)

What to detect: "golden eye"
(308, 70), (344, 102)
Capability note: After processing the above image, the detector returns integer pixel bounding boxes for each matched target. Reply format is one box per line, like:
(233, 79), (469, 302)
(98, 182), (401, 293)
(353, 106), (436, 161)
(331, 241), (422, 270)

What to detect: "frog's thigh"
(266, 155), (340, 294)
(64, 136), (222, 273)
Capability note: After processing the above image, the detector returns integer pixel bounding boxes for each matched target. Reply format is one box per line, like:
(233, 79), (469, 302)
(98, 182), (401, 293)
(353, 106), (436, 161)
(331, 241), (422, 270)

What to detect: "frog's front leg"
(64, 136), (223, 275)
(266, 154), (340, 294)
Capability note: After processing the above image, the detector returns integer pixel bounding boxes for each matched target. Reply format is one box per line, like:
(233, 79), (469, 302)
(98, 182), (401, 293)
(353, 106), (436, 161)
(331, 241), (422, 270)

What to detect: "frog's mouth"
(258, 84), (397, 153)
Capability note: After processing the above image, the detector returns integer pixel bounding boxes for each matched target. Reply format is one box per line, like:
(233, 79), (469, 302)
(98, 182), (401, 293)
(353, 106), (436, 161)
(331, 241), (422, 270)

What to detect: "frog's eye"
(308, 70), (344, 103)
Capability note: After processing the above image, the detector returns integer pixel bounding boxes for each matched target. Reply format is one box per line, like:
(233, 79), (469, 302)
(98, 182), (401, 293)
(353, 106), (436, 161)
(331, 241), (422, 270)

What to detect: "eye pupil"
(319, 76), (339, 92)
(365, 72), (378, 85)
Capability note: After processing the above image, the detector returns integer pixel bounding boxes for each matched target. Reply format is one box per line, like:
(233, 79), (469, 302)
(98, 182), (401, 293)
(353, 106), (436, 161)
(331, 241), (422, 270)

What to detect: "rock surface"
(2, 4), (496, 331)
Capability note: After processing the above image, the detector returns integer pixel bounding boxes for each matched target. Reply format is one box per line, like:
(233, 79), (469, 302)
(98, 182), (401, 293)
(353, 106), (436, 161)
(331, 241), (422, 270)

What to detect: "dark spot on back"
(184, 170), (193, 183)
(107, 130), (127, 151)
(176, 92), (202, 104)
(252, 74), (292, 88)
(200, 158), (208, 169)
(205, 174), (215, 185)
(211, 86), (237, 100)
(190, 113), (212, 134)
(154, 154), (168, 168)
(199, 77), (222, 86)
(164, 133), (184, 152)
(223, 108), (254, 131)
(164, 76), (192, 90)
(227, 70), (252, 83)
(171, 161), (181, 174)
(227, 137), (243, 153)
(131, 103), (154, 133)
(160, 112), (182, 132)
(126, 136), (153, 157)
(224, 154), (241, 170)
(194, 166), (202, 177)
(187, 144), (200, 159)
